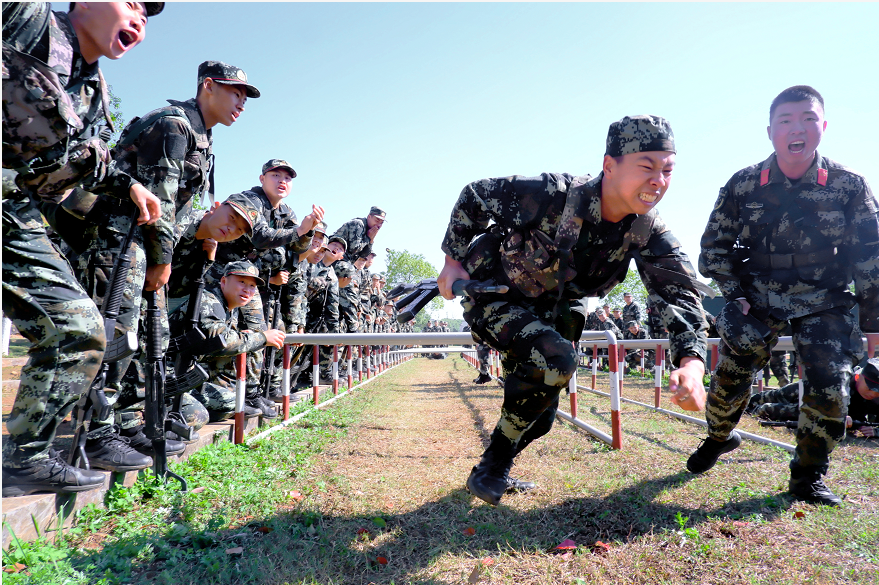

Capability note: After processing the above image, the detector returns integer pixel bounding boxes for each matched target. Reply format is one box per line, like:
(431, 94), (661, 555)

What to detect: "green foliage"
(106, 85), (125, 148)
(384, 248), (443, 313)
(600, 264), (648, 311)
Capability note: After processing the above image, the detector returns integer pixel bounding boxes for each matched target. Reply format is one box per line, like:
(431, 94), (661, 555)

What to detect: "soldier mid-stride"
(2, 2), (164, 497)
(438, 116), (710, 506)
(689, 86), (879, 506)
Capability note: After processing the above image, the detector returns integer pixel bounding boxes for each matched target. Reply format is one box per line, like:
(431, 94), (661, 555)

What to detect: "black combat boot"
(84, 428), (153, 472)
(466, 446), (515, 506)
(245, 394), (278, 419)
(120, 425), (186, 457)
(686, 431), (742, 473)
(789, 465), (841, 506)
(474, 373), (492, 385)
(2, 450), (105, 497)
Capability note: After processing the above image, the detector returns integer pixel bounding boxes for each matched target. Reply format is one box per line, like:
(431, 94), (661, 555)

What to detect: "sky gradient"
(100, 2), (879, 318)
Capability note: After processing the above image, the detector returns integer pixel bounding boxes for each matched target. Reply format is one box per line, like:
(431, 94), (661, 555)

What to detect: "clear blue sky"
(101, 2), (879, 319)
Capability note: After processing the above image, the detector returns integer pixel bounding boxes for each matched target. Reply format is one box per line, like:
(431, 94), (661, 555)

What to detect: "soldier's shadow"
(67, 470), (794, 584)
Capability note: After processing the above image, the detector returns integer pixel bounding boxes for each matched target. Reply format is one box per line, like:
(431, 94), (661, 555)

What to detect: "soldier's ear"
(602, 155), (615, 177)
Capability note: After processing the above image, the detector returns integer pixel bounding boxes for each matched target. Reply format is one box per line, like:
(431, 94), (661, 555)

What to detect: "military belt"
(748, 247), (837, 270)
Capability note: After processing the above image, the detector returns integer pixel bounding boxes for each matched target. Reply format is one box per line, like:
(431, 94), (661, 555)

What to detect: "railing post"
(347, 345), (354, 389)
(312, 345), (320, 405)
(358, 346), (364, 382)
(234, 353), (246, 445)
(569, 341), (578, 419)
(591, 344), (598, 390)
(655, 343), (663, 408)
(332, 345), (339, 395)
(608, 341), (622, 450)
(365, 345), (371, 380)
(282, 343), (291, 421)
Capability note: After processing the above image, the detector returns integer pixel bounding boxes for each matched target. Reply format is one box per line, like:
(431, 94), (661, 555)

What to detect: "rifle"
(393, 278), (509, 323)
(260, 284), (281, 399)
(162, 255), (227, 437)
(69, 211), (140, 469)
(143, 289), (187, 490)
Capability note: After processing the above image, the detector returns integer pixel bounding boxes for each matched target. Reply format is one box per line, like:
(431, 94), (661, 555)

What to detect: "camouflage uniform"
(622, 299), (643, 327)
(750, 364), (879, 424)
(331, 207), (386, 263)
(206, 182), (311, 390)
(169, 277), (267, 421)
(699, 151), (879, 476)
(336, 261), (360, 333)
(441, 117), (707, 465)
(622, 323), (654, 371)
(1, 5), (143, 467)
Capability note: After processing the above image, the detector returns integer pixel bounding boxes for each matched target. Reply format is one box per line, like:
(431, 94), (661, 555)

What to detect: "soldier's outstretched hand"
(299, 205), (325, 234)
(669, 356), (707, 411)
(129, 183), (161, 225)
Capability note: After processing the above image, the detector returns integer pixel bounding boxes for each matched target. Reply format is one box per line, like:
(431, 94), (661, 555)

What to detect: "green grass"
(3, 358), (877, 585)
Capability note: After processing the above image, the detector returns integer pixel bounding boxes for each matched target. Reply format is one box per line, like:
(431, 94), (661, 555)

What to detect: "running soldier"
(438, 115), (710, 506)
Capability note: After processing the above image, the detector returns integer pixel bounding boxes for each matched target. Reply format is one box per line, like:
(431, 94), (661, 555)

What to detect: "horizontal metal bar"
(556, 410), (614, 445)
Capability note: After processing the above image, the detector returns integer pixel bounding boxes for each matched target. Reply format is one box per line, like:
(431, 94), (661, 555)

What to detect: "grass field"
(3, 356), (877, 584)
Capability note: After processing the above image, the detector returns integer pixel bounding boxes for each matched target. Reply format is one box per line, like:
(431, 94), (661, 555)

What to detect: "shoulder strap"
(2, 3), (51, 54)
(550, 177), (588, 316)
(116, 106), (189, 147)
(632, 250), (716, 298)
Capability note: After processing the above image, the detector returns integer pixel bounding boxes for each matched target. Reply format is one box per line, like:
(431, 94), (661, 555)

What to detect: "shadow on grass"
(63, 469), (795, 585)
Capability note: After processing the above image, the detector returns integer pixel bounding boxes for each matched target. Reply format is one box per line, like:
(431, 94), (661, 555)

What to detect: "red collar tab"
(817, 168), (828, 186)
(760, 168), (770, 186)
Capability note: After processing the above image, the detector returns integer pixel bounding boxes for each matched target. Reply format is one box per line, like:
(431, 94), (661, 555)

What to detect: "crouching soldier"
(623, 320), (654, 373)
(169, 261), (285, 421)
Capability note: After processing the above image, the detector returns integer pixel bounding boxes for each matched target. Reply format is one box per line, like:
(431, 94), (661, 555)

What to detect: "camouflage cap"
(371, 273), (380, 280)
(197, 61), (260, 98)
(333, 261), (356, 279)
(223, 260), (264, 286)
(606, 115), (675, 157)
(223, 200), (256, 236)
(327, 236), (347, 251)
(860, 358), (879, 395)
(313, 220), (328, 235)
(595, 308), (605, 316)
(369, 206), (387, 221)
(144, 3), (164, 16)
(626, 321), (639, 329)
(716, 302), (772, 356)
(261, 159), (297, 178)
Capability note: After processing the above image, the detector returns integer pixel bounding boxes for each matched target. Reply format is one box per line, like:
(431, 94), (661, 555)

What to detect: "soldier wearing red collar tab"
(691, 85), (879, 507)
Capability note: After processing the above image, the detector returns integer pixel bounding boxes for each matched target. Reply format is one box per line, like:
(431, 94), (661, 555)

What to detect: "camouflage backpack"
(2, 3), (114, 200)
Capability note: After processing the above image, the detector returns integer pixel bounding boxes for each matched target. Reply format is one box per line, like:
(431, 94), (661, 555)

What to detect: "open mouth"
(638, 192), (657, 203)
(789, 141), (806, 154)
(118, 30), (136, 49)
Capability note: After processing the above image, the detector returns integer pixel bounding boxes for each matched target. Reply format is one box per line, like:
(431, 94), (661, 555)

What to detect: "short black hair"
(769, 85), (824, 123)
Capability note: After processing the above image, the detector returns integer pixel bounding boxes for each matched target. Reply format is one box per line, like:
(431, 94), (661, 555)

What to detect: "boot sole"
(466, 475), (503, 506)
(2, 482), (105, 497)
(686, 432), (742, 474)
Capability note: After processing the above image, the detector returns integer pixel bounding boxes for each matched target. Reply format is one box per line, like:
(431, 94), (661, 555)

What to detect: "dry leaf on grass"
(225, 547), (244, 555)
(3, 563), (26, 573)
(794, 511), (806, 519)
(467, 563), (482, 584)
(462, 526), (476, 536)
(556, 539), (577, 550)
(191, 486), (206, 494)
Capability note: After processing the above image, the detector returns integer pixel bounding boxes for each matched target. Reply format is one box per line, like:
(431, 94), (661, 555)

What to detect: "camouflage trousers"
(193, 379), (237, 422)
(625, 349), (655, 371)
(750, 383), (800, 421)
(477, 344), (491, 375)
(765, 350), (791, 385)
(2, 193), (105, 466)
(707, 306), (863, 474)
(462, 296), (581, 456)
(240, 288), (266, 395)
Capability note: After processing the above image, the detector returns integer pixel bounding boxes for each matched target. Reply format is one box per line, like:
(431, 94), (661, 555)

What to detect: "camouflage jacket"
(441, 172), (708, 366)
(207, 186), (311, 287)
(107, 98), (213, 264)
(596, 318), (622, 338)
(700, 152), (879, 331)
(338, 280), (361, 333)
(622, 301), (642, 325)
(281, 256), (309, 332)
(2, 4), (133, 206)
(169, 284), (267, 384)
(167, 209), (212, 299)
(623, 327), (648, 342)
(305, 262), (340, 333)
(332, 216), (373, 262)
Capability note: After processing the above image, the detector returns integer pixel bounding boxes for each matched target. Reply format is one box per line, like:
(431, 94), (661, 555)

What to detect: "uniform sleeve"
(636, 216), (709, 367)
(135, 116), (192, 265)
(198, 292), (267, 356)
(250, 215), (308, 251)
(440, 173), (570, 262)
(846, 178), (879, 332)
(698, 179), (747, 301)
(324, 279), (340, 332)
